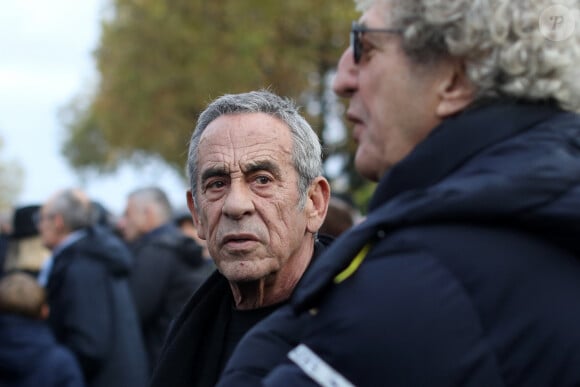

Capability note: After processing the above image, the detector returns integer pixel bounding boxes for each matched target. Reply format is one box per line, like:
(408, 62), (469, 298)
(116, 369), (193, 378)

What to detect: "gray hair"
(356, 0), (580, 112)
(128, 186), (173, 222)
(51, 189), (94, 231)
(187, 90), (323, 208)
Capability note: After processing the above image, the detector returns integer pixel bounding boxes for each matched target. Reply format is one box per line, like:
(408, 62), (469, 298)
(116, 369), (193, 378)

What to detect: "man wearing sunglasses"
(218, 0), (580, 386)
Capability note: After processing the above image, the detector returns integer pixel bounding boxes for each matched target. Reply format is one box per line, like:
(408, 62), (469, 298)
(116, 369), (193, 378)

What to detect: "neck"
(229, 241), (315, 310)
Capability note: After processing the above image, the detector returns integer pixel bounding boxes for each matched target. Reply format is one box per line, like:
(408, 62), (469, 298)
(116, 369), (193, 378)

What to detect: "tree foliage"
(63, 0), (357, 177)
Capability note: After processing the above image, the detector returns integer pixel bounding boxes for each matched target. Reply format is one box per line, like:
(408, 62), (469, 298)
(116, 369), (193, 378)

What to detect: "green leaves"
(62, 0), (356, 175)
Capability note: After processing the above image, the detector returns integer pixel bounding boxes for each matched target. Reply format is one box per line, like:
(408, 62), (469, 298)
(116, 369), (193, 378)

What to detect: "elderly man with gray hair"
(150, 90), (331, 387)
(218, 0), (580, 386)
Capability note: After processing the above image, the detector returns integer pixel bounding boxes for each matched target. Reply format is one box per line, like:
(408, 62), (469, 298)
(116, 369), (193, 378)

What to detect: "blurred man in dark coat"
(118, 186), (213, 372)
(38, 188), (148, 387)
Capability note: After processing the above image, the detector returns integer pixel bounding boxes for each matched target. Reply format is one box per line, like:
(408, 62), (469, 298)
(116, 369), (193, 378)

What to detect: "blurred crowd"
(0, 184), (358, 387)
(0, 186), (218, 387)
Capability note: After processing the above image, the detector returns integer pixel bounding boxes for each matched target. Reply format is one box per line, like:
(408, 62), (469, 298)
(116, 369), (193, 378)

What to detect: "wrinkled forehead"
(197, 113), (294, 169)
(204, 112), (282, 135)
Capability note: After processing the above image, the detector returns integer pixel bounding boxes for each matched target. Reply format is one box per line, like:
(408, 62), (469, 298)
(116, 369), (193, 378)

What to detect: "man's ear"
(186, 190), (206, 240)
(305, 176), (331, 234)
(435, 59), (475, 118)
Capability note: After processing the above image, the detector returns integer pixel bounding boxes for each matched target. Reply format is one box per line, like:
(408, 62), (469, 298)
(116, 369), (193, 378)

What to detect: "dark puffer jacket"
(0, 315), (85, 387)
(218, 102), (580, 386)
(46, 226), (148, 387)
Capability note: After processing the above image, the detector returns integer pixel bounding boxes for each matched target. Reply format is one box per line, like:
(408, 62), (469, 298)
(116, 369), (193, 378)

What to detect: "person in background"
(3, 205), (50, 278)
(118, 186), (213, 372)
(218, 0), (580, 385)
(174, 210), (212, 261)
(0, 272), (85, 387)
(149, 90), (332, 387)
(91, 200), (118, 231)
(38, 188), (148, 387)
(318, 193), (360, 238)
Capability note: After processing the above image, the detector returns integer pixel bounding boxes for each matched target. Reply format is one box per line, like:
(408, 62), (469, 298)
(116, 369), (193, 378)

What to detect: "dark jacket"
(218, 102), (580, 386)
(150, 237), (332, 387)
(46, 226), (148, 387)
(128, 223), (213, 371)
(0, 315), (85, 387)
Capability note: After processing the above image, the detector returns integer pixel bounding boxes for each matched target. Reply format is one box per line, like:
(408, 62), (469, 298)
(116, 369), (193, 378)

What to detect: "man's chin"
(355, 160), (381, 183)
(219, 263), (267, 283)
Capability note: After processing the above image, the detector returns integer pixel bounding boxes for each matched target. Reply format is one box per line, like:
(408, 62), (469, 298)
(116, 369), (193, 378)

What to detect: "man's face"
(37, 202), (60, 251)
(191, 112), (311, 283)
(333, 1), (445, 181)
(119, 198), (145, 242)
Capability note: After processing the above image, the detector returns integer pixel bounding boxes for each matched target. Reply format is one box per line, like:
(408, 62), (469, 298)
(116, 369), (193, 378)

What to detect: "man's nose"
(333, 46), (358, 98)
(222, 181), (254, 219)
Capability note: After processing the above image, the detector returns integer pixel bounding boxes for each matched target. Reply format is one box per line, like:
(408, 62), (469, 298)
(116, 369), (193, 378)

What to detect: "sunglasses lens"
(350, 30), (360, 63)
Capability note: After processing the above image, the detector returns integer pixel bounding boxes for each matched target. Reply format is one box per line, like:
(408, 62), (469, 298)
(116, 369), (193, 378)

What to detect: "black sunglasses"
(350, 21), (402, 64)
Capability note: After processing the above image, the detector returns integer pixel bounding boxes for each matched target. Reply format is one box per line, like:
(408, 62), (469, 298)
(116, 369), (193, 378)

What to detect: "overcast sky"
(0, 0), (188, 215)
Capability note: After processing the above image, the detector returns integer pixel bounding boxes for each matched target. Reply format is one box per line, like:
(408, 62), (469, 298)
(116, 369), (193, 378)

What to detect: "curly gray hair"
(187, 90), (323, 209)
(356, 0), (580, 112)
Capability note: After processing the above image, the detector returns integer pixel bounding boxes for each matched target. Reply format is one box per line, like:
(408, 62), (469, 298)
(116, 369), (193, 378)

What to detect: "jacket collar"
(293, 100), (564, 312)
(371, 100), (560, 209)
